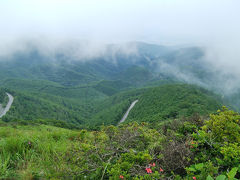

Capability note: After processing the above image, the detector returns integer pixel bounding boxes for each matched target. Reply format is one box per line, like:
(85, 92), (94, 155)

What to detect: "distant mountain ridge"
(0, 42), (237, 128)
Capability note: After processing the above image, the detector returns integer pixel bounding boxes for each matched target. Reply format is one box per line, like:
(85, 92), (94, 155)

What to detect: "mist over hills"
(0, 41), (237, 93)
(0, 41), (235, 128)
(1, 0), (240, 178)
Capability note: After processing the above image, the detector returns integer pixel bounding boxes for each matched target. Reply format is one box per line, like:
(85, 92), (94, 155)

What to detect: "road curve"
(0, 93), (14, 118)
(118, 100), (138, 125)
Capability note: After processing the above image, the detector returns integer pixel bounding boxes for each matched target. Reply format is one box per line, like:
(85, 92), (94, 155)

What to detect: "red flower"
(160, 168), (164, 172)
(119, 175), (124, 179)
(193, 177), (196, 180)
(145, 168), (152, 174)
(149, 163), (156, 167)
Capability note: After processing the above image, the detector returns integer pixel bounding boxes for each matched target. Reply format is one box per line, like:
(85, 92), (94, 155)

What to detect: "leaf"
(195, 163), (204, 171)
(227, 167), (238, 179)
(206, 175), (214, 180)
(188, 167), (196, 172)
(216, 175), (226, 180)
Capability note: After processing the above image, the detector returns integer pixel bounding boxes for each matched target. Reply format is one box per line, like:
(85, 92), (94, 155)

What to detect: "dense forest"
(0, 84), (223, 129)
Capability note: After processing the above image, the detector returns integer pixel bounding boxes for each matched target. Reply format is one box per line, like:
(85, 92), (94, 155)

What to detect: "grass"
(0, 125), (80, 179)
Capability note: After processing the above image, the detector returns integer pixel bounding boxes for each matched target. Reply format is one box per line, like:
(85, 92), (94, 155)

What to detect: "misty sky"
(0, 0), (240, 93)
(0, 0), (239, 45)
(1, 0), (240, 72)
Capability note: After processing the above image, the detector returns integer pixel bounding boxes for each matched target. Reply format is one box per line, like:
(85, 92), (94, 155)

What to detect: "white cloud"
(1, 0), (240, 93)
(0, 0), (239, 44)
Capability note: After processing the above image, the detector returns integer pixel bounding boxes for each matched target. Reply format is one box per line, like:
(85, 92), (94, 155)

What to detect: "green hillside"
(0, 89), (9, 108)
(0, 83), (224, 129)
(89, 88), (147, 127)
(87, 84), (223, 127)
(125, 84), (223, 123)
(115, 66), (155, 86)
(0, 43), (238, 179)
(0, 89), (87, 128)
(93, 80), (131, 96)
(0, 78), (107, 100)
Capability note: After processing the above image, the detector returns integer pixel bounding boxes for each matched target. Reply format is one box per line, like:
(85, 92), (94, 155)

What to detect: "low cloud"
(0, 0), (240, 96)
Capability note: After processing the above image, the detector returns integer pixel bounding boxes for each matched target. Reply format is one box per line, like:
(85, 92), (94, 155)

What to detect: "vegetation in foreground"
(0, 107), (239, 179)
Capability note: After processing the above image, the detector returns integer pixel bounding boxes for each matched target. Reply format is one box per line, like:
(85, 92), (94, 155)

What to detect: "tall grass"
(0, 125), (80, 179)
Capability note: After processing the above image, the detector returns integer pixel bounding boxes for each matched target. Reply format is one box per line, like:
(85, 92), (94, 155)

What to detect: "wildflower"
(193, 177), (196, 180)
(119, 175), (124, 179)
(145, 168), (152, 174)
(160, 168), (164, 172)
(149, 163), (156, 167)
(28, 141), (31, 145)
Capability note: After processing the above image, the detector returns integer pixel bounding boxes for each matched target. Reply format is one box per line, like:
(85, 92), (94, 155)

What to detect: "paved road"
(0, 93), (14, 118)
(118, 100), (138, 125)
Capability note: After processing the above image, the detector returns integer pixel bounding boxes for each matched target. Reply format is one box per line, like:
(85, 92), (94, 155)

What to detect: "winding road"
(118, 100), (138, 125)
(0, 93), (14, 118)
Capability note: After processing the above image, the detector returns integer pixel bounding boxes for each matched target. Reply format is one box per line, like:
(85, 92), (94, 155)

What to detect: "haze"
(0, 0), (239, 43)
(0, 0), (240, 92)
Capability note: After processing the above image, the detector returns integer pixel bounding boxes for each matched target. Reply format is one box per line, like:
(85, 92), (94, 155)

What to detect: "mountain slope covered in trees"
(0, 83), (223, 129)
(126, 84), (222, 123)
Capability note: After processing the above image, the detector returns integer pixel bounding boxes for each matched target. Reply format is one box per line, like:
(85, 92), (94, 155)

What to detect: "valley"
(1, 0), (239, 178)
(0, 42), (238, 179)
(0, 42), (230, 129)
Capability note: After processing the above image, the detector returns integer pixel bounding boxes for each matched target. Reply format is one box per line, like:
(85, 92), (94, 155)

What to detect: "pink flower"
(149, 163), (156, 167)
(145, 168), (152, 174)
(28, 141), (31, 145)
(193, 177), (197, 180)
(119, 175), (124, 179)
(160, 168), (164, 172)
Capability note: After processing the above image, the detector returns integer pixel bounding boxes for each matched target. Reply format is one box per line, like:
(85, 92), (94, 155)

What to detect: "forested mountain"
(1, 0), (239, 177)
(0, 42), (239, 179)
(0, 42), (236, 129)
(0, 42), (207, 87)
(126, 84), (222, 123)
(0, 83), (223, 130)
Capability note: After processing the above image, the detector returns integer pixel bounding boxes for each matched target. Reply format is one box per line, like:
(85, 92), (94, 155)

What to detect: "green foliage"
(0, 123), (165, 179)
(89, 88), (146, 127)
(206, 166), (240, 180)
(115, 66), (154, 86)
(193, 107), (240, 167)
(127, 84), (222, 123)
(1, 90), (85, 127)
(0, 89), (9, 108)
(189, 107), (240, 179)
(186, 161), (218, 179)
(1, 77), (223, 130)
(0, 108), (239, 179)
(0, 41), (239, 179)
(93, 80), (131, 96)
(202, 106), (240, 143)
